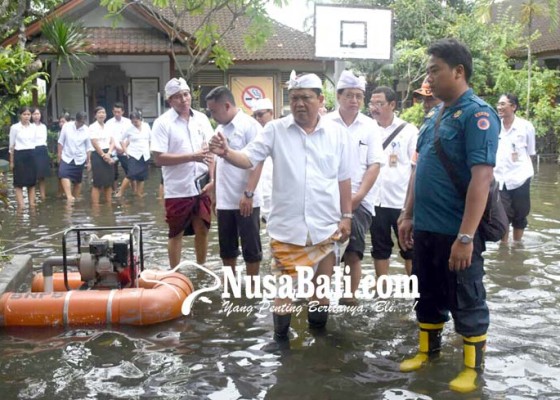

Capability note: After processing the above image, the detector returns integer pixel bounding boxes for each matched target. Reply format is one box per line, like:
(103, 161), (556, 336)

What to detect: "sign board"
(314, 4), (392, 61)
(57, 79), (85, 117)
(230, 76), (274, 115)
(131, 78), (159, 118)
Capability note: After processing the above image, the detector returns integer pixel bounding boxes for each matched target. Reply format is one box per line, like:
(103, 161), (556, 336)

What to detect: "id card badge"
(389, 153), (398, 167)
(511, 152), (519, 162)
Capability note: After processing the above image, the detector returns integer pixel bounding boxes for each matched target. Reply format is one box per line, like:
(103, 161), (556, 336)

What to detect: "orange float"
(0, 270), (193, 327)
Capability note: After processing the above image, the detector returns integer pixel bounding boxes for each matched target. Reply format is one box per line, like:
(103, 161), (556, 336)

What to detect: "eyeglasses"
(343, 93), (364, 101)
(496, 102), (512, 107)
(369, 101), (388, 108)
(289, 95), (316, 103)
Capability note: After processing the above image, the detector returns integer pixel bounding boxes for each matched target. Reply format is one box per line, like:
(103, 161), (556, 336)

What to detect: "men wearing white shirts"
(252, 98), (275, 223)
(325, 70), (384, 303)
(205, 86), (263, 279)
(495, 93), (536, 243)
(57, 111), (92, 202)
(209, 71), (352, 351)
(151, 78), (215, 268)
(369, 86), (418, 276)
(105, 102), (132, 189)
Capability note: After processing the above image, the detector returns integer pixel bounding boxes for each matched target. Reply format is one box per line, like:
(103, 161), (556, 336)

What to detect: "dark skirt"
(58, 160), (85, 183)
(127, 156), (149, 181)
(13, 149), (37, 188)
(33, 145), (52, 179)
(91, 150), (114, 188)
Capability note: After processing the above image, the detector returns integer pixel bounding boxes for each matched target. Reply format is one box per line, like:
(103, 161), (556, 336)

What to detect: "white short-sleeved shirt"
(151, 108), (214, 199)
(122, 122), (151, 161)
(215, 110), (262, 209)
(371, 116), (418, 209)
(243, 114), (352, 246)
(105, 116), (132, 151)
(89, 121), (112, 149)
(33, 123), (48, 147)
(325, 110), (385, 215)
(58, 121), (92, 165)
(9, 122), (36, 152)
(494, 115), (536, 190)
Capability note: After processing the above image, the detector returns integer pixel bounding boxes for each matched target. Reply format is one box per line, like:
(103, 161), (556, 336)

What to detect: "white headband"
(165, 77), (190, 99)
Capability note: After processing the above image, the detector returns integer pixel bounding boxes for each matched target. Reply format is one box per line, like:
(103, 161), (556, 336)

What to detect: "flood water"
(0, 164), (559, 399)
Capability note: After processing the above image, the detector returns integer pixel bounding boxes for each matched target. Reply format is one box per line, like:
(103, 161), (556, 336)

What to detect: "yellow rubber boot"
(449, 334), (486, 393)
(400, 322), (444, 372)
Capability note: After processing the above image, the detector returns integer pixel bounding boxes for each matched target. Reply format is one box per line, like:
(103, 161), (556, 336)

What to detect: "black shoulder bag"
(382, 122), (408, 150)
(433, 108), (508, 242)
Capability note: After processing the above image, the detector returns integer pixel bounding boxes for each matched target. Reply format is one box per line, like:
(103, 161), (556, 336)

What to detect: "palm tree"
(41, 18), (89, 108)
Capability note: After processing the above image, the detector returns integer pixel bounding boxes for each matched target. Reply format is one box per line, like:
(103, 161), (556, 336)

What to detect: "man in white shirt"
(495, 93), (537, 243)
(205, 86), (264, 279)
(325, 71), (384, 303)
(209, 71), (352, 351)
(105, 102), (132, 191)
(151, 78), (215, 268)
(369, 86), (418, 276)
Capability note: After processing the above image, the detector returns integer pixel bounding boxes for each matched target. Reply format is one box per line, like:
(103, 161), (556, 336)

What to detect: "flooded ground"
(0, 164), (559, 399)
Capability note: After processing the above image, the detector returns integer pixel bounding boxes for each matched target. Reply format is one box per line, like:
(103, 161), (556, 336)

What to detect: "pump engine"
(61, 225), (144, 290)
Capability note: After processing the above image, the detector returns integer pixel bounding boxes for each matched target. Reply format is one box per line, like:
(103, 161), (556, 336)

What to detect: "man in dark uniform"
(397, 38), (499, 393)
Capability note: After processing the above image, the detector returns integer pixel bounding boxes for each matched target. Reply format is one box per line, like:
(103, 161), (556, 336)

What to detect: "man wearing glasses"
(325, 71), (384, 304)
(209, 71), (352, 351)
(368, 86), (419, 277)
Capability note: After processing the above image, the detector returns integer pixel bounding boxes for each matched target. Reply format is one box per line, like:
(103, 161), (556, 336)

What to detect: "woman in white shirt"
(89, 106), (115, 204)
(495, 93), (537, 243)
(57, 111), (92, 202)
(115, 111), (151, 197)
(31, 107), (51, 201)
(9, 106), (37, 208)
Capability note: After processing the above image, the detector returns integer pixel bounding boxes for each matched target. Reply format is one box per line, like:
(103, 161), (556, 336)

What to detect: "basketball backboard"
(314, 4), (392, 61)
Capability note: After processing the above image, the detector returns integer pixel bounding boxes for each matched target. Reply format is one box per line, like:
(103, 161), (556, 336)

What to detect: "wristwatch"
(341, 213), (353, 219)
(243, 190), (254, 199)
(457, 233), (474, 244)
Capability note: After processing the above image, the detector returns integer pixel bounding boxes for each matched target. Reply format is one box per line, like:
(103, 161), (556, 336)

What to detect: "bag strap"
(433, 107), (467, 198)
(382, 122), (408, 150)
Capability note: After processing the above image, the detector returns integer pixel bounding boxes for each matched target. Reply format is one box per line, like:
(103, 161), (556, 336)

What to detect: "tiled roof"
(493, 0), (560, 57)
(27, 27), (189, 55)
(150, 5), (318, 61)
(3, 0), (319, 62)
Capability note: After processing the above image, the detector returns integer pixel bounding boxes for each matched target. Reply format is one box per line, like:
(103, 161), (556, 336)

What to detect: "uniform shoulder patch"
(474, 111), (490, 118)
(452, 110), (463, 119)
(477, 118), (490, 130)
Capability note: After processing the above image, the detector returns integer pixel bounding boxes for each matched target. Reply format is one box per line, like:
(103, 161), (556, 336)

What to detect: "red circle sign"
(241, 86), (265, 110)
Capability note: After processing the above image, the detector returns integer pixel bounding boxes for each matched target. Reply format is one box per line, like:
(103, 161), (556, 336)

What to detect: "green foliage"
(0, 45), (47, 143)
(398, 102), (424, 129)
(41, 17), (90, 105)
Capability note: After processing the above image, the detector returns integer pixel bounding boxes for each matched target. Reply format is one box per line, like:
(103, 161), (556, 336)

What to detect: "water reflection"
(0, 164), (559, 399)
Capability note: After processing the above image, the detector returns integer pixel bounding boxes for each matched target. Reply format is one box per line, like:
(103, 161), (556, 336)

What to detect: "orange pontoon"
(0, 271), (193, 327)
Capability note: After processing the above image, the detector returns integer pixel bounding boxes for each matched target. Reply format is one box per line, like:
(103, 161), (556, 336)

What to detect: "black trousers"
(413, 230), (489, 337)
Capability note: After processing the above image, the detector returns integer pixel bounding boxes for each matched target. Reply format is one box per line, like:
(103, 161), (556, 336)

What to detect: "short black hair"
(428, 38), (473, 83)
(501, 93), (520, 113)
(75, 111), (87, 122)
(205, 86), (236, 106)
(130, 111), (143, 120)
(19, 106), (32, 115)
(371, 86), (396, 103)
(94, 106), (105, 115)
(113, 102), (125, 111)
